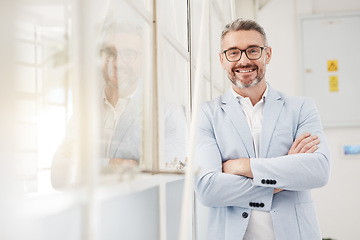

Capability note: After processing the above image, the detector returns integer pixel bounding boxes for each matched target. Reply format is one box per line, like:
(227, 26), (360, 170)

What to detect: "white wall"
(257, 0), (299, 96)
(256, 0), (360, 239)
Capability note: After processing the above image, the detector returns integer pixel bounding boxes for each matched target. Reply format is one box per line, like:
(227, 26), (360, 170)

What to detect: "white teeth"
(236, 69), (254, 73)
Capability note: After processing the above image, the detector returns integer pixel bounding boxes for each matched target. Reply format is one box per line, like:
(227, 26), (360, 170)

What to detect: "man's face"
(101, 31), (143, 96)
(219, 30), (272, 89)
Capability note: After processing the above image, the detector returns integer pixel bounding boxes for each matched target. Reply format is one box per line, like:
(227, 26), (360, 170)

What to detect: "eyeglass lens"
(225, 47), (263, 62)
(102, 47), (138, 63)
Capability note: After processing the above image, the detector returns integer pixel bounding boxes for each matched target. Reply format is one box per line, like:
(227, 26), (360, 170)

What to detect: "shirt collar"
(231, 82), (269, 103)
(102, 86), (135, 107)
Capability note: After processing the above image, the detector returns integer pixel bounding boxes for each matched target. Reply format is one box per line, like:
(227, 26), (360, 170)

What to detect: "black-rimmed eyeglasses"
(221, 46), (267, 62)
(101, 47), (138, 63)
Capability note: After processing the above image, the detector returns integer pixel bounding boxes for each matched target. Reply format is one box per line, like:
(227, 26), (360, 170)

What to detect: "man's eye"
(121, 49), (138, 62)
(229, 51), (239, 55)
(248, 48), (260, 54)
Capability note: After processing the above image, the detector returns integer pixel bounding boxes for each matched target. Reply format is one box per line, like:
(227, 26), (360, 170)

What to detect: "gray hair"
(221, 18), (268, 47)
(97, 20), (143, 52)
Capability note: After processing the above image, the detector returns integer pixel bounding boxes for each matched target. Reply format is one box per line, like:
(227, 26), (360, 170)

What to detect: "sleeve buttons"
(261, 179), (277, 185)
(249, 202), (265, 208)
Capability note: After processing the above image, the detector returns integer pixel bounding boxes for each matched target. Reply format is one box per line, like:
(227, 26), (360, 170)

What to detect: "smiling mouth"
(235, 68), (256, 73)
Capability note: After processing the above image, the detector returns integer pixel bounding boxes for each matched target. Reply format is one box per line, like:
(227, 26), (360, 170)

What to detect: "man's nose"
(238, 51), (251, 65)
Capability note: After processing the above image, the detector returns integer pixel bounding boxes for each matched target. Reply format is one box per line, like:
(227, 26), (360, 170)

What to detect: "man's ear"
(219, 52), (226, 69)
(265, 46), (272, 64)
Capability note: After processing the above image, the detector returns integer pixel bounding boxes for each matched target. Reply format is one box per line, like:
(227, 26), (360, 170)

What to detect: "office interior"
(0, 0), (359, 239)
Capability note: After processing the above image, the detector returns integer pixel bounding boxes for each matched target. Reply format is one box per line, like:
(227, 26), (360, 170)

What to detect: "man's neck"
(104, 85), (119, 108)
(233, 81), (267, 106)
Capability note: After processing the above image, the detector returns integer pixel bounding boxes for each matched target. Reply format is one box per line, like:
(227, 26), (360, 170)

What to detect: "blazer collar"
(220, 85), (284, 158)
(260, 86), (284, 157)
(108, 88), (142, 158)
(221, 89), (256, 158)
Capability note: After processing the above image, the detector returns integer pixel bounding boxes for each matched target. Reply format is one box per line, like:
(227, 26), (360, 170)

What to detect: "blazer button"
(242, 212), (249, 218)
(260, 203), (265, 208)
(266, 179), (270, 184)
(249, 202), (253, 207)
(261, 179), (266, 184)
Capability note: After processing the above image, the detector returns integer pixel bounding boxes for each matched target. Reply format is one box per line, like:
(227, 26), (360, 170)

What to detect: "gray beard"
(230, 76), (261, 88)
(229, 72), (264, 88)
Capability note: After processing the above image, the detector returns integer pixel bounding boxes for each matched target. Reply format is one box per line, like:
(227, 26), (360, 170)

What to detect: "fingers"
(222, 161), (229, 173)
(300, 137), (320, 153)
(304, 144), (319, 153)
(222, 158), (252, 177)
(288, 132), (320, 155)
(288, 132), (310, 153)
(109, 158), (138, 167)
(222, 159), (238, 175)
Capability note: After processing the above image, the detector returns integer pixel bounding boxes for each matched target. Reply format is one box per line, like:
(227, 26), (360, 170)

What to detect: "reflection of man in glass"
(51, 22), (144, 189)
(100, 23), (144, 167)
(51, 21), (187, 189)
(99, 22), (187, 169)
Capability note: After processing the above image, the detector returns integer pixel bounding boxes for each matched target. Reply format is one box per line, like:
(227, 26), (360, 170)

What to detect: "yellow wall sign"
(327, 60), (338, 71)
(329, 75), (339, 92)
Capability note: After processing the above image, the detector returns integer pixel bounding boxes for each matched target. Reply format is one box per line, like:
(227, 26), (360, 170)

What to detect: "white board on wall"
(299, 12), (360, 128)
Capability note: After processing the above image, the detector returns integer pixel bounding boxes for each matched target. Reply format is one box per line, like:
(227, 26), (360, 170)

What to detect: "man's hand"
(222, 158), (253, 178)
(109, 158), (138, 168)
(222, 132), (320, 194)
(275, 132), (320, 194)
(288, 132), (320, 155)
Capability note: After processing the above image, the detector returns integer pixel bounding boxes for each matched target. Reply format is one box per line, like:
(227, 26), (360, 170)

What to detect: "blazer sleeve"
(251, 98), (331, 191)
(194, 104), (274, 210)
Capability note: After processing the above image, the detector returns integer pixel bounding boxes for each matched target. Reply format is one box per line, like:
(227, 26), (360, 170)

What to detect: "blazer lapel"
(108, 91), (142, 158)
(221, 90), (256, 158)
(259, 87), (284, 158)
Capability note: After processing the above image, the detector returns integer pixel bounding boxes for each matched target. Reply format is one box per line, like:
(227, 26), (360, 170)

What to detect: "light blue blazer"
(108, 88), (188, 163)
(195, 85), (331, 240)
(108, 91), (142, 161)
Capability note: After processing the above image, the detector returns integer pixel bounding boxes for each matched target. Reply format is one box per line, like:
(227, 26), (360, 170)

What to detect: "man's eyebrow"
(223, 44), (262, 51)
(247, 44), (261, 48)
(102, 45), (115, 50)
(223, 47), (238, 51)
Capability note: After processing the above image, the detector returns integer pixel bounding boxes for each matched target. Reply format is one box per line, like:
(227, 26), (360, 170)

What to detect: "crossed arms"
(194, 98), (331, 209)
(222, 132), (320, 194)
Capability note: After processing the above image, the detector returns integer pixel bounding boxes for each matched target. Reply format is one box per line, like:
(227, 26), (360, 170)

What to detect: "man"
(99, 22), (144, 167)
(98, 22), (187, 169)
(51, 21), (187, 189)
(51, 22), (143, 189)
(194, 18), (331, 240)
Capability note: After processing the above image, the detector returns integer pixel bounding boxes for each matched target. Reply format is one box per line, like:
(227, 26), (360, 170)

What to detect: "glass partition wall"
(4, 0), (235, 239)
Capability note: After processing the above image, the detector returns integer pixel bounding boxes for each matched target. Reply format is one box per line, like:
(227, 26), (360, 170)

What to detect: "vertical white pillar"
(72, 0), (100, 239)
(180, 0), (208, 239)
(0, 1), (20, 239)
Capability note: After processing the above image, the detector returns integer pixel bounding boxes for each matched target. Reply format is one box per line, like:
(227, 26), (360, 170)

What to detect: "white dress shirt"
(231, 85), (276, 240)
(102, 89), (131, 158)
